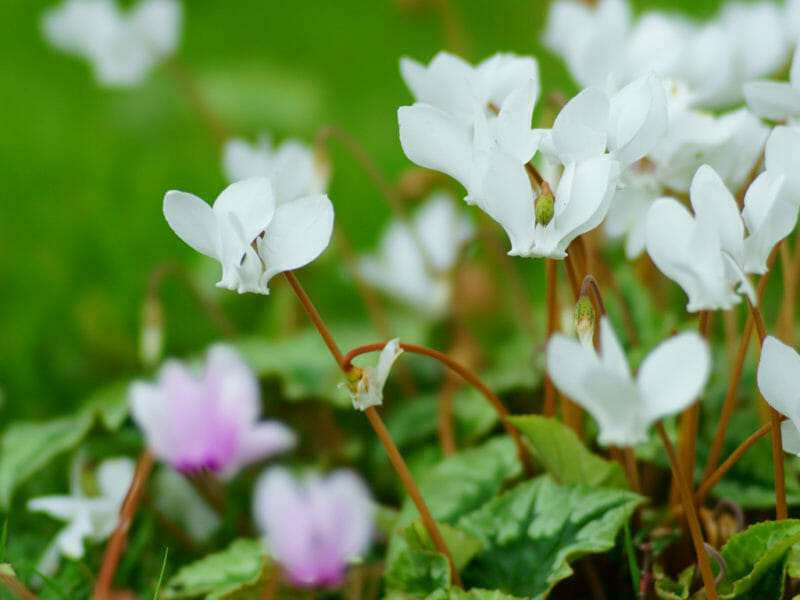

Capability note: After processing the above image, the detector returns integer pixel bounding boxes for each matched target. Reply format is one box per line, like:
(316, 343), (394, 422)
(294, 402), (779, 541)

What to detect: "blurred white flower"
(645, 165), (758, 312)
(548, 316), (710, 446)
(757, 335), (800, 455)
(27, 456), (135, 575)
(130, 344), (296, 476)
(152, 467), (221, 543)
(744, 45), (800, 122)
(254, 467), (373, 588)
(41, 0), (181, 87)
(222, 134), (328, 202)
(340, 338), (403, 411)
(163, 177), (334, 295)
(358, 194), (473, 317)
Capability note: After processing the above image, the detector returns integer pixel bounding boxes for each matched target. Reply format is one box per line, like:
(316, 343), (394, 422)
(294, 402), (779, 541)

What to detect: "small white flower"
(341, 339), (403, 411)
(41, 0), (181, 87)
(222, 134), (328, 202)
(358, 194), (473, 317)
(27, 456), (135, 575)
(645, 165), (757, 312)
(757, 335), (800, 455)
(163, 177), (334, 295)
(547, 316), (710, 446)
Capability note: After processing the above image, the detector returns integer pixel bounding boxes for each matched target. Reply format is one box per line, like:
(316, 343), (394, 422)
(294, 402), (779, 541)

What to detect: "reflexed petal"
(95, 458), (136, 505)
(213, 177), (276, 247)
(791, 45), (800, 88)
(222, 138), (270, 183)
(580, 370), (645, 446)
(258, 194), (334, 284)
(321, 470), (373, 562)
(638, 332), (710, 423)
(374, 338), (403, 388)
(546, 333), (602, 405)
(744, 81), (800, 122)
(54, 510), (93, 558)
(607, 73), (667, 169)
(229, 422), (296, 474)
(27, 496), (83, 521)
(130, 0), (181, 55)
(598, 316), (631, 380)
(496, 80), (539, 162)
(550, 87), (609, 162)
(743, 172), (795, 273)
(163, 191), (219, 259)
(689, 165), (743, 259)
(397, 104), (473, 191)
(757, 335), (800, 421)
(765, 126), (800, 201)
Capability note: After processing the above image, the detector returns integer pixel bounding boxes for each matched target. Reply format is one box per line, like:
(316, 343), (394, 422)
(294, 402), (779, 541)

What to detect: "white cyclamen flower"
(757, 335), (800, 455)
(28, 456), (135, 575)
(222, 133), (328, 202)
(341, 339), (403, 411)
(41, 0), (181, 87)
(548, 316), (711, 446)
(646, 165), (759, 312)
(745, 44), (800, 122)
(163, 177), (334, 294)
(358, 194), (473, 317)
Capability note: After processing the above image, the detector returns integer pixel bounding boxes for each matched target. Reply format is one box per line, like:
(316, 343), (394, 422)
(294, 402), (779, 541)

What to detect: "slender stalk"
(623, 447), (641, 494)
(283, 272), (461, 584)
(695, 423), (772, 505)
(563, 254), (581, 302)
(282, 271), (345, 367)
(702, 247), (778, 480)
(261, 563), (282, 600)
(365, 407), (462, 588)
(746, 298), (787, 520)
(343, 342), (535, 476)
(0, 567), (39, 600)
(581, 275), (607, 316)
(93, 451), (155, 600)
(655, 423), (718, 600)
(674, 311), (712, 507)
(544, 258), (558, 418)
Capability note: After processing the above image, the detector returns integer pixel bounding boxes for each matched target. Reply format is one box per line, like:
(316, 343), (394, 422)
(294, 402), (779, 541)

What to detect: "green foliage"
(154, 547), (169, 600)
(162, 538), (266, 600)
(385, 550), (451, 597)
(653, 565), (694, 600)
(399, 519), (484, 571)
(507, 415), (629, 488)
(456, 476), (644, 599)
(425, 587), (526, 600)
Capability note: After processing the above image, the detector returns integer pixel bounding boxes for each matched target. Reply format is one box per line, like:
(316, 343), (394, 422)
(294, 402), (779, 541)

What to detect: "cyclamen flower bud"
(340, 339), (403, 410)
(573, 296), (596, 350)
(535, 188), (555, 226)
(138, 295), (164, 367)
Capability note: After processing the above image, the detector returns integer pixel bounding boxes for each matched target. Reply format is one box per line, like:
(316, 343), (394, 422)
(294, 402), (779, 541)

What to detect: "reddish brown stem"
(656, 423), (718, 600)
(93, 451), (155, 600)
(365, 407), (462, 587)
(343, 342), (535, 476)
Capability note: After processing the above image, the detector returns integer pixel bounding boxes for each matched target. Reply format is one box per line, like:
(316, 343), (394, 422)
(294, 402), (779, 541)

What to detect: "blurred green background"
(0, 0), (740, 420)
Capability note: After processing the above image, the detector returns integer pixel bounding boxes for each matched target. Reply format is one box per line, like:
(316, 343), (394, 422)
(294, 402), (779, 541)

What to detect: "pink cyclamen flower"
(130, 344), (296, 477)
(254, 467), (373, 588)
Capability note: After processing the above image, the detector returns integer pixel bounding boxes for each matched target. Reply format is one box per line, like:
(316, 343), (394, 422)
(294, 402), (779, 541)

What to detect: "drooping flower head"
(358, 194), (474, 317)
(547, 316), (710, 446)
(130, 344), (296, 476)
(222, 133), (329, 202)
(254, 467), (373, 588)
(41, 0), (182, 87)
(341, 338), (403, 411)
(28, 456), (135, 575)
(163, 176), (334, 295)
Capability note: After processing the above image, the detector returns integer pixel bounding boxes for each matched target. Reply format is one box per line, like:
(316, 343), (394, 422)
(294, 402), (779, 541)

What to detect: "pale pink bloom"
(130, 345), (295, 476)
(254, 467), (373, 588)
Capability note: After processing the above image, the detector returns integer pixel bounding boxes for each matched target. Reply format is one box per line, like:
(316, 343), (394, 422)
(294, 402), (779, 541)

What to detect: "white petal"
(550, 87), (609, 162)
(638, 332), (711, 424)
(598, 316), (631, 381)
(581, 369), (646, 446)
(374, 338), (403, 388)
(607, 73), (667, 169)
(781, 420), (800, 456)
(54, 511), (93, 559)
(398, 104), (473, 191)
(743, 81), (800, 122)
(689, 165), (744, 259)
(213, 178), (276, 248)
(743, 172), (795, 273)
(95, 458), (135, 505)
(258, 194), (334, 284)
(130, 0), (181, 55)
(791, 45), (800, 88)
(757, 336), (800, 420)
(765, 127), (800, 204)
(496, 79), (539, 162)
(28, 496), (83, 521)
(546, 333), (602, 404)
(163, 191), (219, 259)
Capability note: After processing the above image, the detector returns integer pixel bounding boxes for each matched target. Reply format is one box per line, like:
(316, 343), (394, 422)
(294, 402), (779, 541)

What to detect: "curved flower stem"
(580, 275), (607, 317)
(343, 342), (535, 476)
(702, 247), (778, 481)
(563, 254), (581, 302)
(544, 258), (558, 418)
(283, 271), (345, 368)
(655, 423), (718, 600)
(163, 57), (229, 148)
(283, 272), (461, 585)
(746, 297), (788, 520)
(93, 450), (155, 600)
(695, 423), (773, 505)
(365, 406), (462, 588)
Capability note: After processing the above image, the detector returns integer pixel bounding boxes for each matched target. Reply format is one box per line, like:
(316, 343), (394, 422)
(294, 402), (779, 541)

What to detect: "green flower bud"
(535, 190), (554, 226)
(573, 296), (596, 349)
